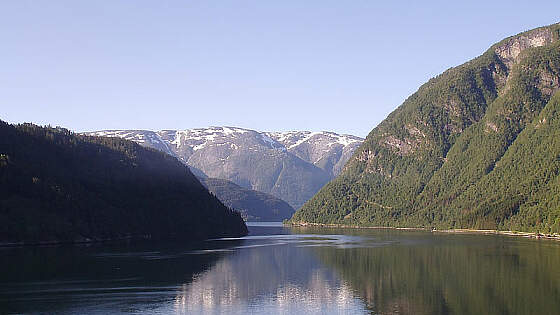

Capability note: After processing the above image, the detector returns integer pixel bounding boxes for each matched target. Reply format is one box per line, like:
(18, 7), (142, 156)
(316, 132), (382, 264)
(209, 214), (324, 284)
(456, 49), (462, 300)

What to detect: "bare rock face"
(84, 127), (363, 209)
(538, 71), (560, 96)
(495, 28), (555, 68)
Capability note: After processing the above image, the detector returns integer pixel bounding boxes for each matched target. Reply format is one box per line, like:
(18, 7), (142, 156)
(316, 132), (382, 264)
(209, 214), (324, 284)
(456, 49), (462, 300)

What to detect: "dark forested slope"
(291, 23), (560, 233)
(0, 121), (247, 244)
(200, 177), (295, 221)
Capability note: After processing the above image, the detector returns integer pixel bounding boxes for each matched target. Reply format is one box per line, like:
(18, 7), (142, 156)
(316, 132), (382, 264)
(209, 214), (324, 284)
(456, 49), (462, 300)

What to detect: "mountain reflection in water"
(1, 222), (559, 315)
(172, 226), (368, 314)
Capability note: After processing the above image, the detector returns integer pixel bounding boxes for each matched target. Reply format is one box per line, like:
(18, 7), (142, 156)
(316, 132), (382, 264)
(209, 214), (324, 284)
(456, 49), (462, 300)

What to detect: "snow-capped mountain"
(265, 131), (363, 177)
(84, 127), (363, 208)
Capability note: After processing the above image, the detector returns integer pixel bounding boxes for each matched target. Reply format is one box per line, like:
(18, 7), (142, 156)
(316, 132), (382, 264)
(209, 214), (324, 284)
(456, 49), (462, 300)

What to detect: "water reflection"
(1, 223), (559, 314)
(172, 233), (367, 314)
(0, 240), (241, 314)
(294, 226), (560, 315)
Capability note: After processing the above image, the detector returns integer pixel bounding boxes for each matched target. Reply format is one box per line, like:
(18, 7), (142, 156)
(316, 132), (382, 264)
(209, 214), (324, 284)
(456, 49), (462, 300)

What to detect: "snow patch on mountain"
(266, 131), (362, 150)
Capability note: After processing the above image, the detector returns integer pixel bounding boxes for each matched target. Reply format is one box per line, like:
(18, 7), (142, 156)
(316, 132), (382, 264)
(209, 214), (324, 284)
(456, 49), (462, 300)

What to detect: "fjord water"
(1, 223), (559, 314)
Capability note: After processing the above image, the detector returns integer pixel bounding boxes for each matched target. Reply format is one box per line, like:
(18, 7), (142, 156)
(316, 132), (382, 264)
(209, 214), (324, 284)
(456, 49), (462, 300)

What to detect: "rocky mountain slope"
(265, 131), (363, 177)
(291, 23), (560, 234)
(0, 121), (247, 244)
(84, 128), (363, 209)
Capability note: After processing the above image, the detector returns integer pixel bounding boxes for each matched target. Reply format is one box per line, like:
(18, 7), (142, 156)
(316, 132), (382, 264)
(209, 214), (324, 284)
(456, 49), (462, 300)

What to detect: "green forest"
(0, 121), (247, 244)
(200, 177), (295, 221)
(291, 23), (560, 234)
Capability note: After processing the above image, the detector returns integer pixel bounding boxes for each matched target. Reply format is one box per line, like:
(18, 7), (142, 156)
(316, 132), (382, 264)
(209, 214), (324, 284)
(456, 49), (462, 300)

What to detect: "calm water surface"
(1, 222), (560, 314)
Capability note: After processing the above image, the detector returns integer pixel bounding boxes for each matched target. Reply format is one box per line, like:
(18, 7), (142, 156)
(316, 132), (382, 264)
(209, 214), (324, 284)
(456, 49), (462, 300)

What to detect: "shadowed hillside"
(0, 121), (247, 244)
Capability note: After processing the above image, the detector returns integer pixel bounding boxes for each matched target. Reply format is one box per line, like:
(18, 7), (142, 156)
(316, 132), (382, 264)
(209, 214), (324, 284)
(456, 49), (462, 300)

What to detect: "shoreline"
(0, 230), (248, 248)
(286, 222), (560, 241)
(0, 235), (152, 248)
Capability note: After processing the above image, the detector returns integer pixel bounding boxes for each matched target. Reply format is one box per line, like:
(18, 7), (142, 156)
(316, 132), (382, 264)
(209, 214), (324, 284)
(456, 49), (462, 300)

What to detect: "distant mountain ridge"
(84, 127), (363, 209)
(265, 131), (363, 177)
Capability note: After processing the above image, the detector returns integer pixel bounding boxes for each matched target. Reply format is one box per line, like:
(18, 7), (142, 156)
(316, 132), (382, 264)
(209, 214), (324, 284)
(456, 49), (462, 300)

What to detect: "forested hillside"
(0, 121), (247, 244)
(291, 23), (560, 233)
(200, 178), (295, 221)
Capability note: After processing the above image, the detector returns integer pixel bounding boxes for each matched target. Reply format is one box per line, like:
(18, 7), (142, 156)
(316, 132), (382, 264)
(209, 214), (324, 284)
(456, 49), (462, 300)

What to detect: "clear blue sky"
(1, 1), (559, 137)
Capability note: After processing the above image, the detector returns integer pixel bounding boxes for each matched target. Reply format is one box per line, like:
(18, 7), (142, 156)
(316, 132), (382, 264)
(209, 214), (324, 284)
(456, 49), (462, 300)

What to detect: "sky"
(1, 1), (559, 137)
